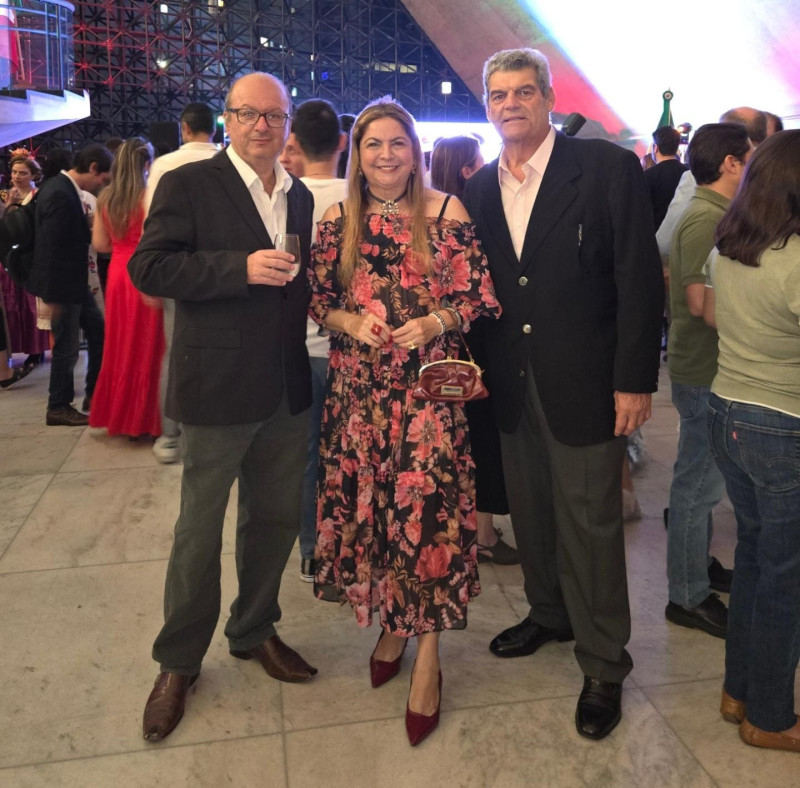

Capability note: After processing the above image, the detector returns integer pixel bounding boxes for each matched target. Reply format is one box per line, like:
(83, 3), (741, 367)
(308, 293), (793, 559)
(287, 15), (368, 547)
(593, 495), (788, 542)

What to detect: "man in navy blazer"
(129, 73), (316, 742)
(463, 48), (663, 740)
(27, 144), (113, 426)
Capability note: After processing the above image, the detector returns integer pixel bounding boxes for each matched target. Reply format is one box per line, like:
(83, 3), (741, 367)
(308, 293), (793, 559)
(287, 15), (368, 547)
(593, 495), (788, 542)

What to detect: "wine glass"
(274, 233), (302, 278)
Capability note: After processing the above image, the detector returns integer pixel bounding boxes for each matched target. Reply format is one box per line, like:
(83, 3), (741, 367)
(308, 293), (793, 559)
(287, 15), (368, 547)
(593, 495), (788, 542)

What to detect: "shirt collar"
(692, 185), (731, 209)
(498, 125), (556, 182)
(179, 141), (218, 151)
(226, 145), (293, 194)
(61, 170), (85, 201)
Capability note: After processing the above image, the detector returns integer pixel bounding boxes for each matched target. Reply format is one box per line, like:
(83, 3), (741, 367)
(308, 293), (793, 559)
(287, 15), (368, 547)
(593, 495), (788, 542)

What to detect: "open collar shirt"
(498, 125), (556, 260)
(226, 145), (293, 241)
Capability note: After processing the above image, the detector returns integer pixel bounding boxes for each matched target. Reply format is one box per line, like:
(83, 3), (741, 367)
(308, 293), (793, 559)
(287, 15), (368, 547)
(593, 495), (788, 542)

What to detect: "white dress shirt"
(144, 141), (219, 214)
(498, 125), (556, 260)
(226, 144), (293, 241)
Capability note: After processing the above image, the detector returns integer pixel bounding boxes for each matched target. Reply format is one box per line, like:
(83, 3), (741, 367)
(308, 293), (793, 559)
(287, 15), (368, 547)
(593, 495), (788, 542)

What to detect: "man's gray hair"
(482, 48), (553, 105)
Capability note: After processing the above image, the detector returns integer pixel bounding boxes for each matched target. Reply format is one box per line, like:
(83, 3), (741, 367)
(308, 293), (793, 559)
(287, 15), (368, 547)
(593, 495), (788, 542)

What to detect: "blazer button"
(519, 369), (526, 377)
(522, 324), (532, 334)
(518, 276), (528, 286)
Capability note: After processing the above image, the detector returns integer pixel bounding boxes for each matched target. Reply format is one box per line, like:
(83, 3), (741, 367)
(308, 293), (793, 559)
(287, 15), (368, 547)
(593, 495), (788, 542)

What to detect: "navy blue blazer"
(463, 132), (664, 446)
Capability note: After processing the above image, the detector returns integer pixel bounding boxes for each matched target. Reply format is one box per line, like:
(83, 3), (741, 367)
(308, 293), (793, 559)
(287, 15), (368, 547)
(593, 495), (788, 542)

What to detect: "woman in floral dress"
(309, 98), (501, 745)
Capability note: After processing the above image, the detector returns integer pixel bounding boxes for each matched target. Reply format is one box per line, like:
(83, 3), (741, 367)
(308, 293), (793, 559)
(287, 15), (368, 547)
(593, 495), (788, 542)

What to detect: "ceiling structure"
(403, 0), (800, 139)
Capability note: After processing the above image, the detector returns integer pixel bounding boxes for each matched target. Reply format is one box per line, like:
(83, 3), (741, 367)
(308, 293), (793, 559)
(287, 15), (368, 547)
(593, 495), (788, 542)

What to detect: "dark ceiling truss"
(38, 0), (482, 150)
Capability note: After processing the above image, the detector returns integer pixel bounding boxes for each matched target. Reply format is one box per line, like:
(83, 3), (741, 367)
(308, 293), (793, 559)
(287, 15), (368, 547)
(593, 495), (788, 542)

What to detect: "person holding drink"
(309, 97), (501, 746)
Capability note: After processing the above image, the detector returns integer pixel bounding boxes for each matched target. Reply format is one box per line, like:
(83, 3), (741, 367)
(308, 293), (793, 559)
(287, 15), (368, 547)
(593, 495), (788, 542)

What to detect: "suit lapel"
(213, 150), (273, 248)
(518, 133), (581, 271)
(478, 160), (517, 267)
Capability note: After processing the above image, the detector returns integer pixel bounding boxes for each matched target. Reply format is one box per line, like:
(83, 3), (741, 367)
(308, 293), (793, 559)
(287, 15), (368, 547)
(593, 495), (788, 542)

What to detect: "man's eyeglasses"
(226, 108), (291, 127)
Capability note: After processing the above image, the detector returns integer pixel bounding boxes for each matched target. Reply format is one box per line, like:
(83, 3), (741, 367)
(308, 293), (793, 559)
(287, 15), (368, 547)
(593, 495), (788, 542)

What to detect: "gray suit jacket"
(128, 150), (313, 425)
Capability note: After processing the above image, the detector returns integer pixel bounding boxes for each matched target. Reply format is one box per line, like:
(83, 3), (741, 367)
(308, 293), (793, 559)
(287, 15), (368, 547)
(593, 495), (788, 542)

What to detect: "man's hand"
(614, 391), (652, 437)
(246, 249), (296, 286)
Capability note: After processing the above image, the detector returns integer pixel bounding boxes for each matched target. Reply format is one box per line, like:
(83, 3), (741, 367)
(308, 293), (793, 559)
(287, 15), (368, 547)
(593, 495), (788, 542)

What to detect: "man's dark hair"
(292, 99), (341, 162)
(652, 126), (681, 157)
(719, 107), (767, 145)
(687, 123), (750, 185)
(72, 144), (113, 175)
(180, 102), (215, 136)
(41, 146), (73, 180)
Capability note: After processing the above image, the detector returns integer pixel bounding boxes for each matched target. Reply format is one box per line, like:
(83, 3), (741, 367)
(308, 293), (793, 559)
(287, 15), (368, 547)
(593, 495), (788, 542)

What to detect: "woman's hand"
(391, 315), (439, 350)
(345, 312), (393, 348)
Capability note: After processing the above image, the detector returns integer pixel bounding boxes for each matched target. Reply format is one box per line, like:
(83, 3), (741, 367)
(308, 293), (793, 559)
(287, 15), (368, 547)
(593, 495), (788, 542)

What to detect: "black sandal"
(0, 365), (33, 389)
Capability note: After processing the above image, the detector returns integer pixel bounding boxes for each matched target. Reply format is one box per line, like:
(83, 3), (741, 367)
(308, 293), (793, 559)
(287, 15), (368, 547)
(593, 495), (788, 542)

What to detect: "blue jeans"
(667, 383), (726, 607)
(707, 393), (800, 732)
(48, 291), (104, 410)
(299, 355), (328, 560)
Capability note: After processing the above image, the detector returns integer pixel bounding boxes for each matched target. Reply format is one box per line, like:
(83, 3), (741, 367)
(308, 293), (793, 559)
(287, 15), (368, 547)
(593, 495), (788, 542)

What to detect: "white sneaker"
(153, 435), (180, 464)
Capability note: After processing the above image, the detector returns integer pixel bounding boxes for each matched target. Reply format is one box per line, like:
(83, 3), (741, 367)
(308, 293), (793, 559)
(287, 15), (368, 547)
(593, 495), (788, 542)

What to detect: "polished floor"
(1, 356), (798, 787)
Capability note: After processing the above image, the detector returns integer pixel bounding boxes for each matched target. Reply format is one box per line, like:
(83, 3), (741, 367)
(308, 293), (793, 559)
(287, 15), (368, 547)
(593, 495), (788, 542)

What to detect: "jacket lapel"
(477, 160), (518, 267)
(518, 133), (581, 271)
(213, 150), (273, 248)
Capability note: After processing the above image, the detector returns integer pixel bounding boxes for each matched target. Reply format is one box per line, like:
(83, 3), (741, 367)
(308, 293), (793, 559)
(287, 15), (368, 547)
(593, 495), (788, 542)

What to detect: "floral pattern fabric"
(309, 213), (501, 635)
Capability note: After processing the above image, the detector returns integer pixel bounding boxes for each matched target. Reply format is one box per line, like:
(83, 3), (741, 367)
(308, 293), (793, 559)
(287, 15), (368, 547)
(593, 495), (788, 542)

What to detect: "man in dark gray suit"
(463, 49), (663, 740)
(129, 72), (316, 742)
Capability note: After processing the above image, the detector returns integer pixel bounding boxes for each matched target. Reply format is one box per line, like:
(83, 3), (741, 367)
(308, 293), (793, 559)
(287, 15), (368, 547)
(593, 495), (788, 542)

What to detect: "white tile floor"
(1, 357), (798, 787)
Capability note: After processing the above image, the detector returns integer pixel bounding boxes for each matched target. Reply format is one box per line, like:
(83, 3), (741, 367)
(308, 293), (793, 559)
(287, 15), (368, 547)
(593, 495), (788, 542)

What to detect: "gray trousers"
(153, 394), (309, 675)
(159, 298), (180, 438)
(499, 364), (632, 682)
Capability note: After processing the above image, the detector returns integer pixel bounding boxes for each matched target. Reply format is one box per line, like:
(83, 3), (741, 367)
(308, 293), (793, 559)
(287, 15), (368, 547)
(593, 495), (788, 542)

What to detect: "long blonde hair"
(339, 97), (429, 288)
(97, 137), (153, 237)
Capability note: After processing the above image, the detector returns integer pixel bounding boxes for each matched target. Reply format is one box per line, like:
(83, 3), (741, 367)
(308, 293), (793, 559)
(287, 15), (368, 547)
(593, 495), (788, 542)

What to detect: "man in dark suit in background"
(27, 144), (113, 426)
(463, 48), (663, 740)
(129, 72), (316, 742)
(643, 125), (687, 231)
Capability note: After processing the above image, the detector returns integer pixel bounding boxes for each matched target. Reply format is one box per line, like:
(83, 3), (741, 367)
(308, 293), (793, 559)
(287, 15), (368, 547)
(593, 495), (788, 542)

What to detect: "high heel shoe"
(405, 668), (442, 746)
(369, 633), (407, 688)
(0, 365), (33, 389)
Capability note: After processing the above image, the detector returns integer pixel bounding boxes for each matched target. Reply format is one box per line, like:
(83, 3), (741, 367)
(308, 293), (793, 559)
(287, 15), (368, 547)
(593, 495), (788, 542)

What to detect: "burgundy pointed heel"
(405, 670), (442, 746)
(369, 634), (408, 688)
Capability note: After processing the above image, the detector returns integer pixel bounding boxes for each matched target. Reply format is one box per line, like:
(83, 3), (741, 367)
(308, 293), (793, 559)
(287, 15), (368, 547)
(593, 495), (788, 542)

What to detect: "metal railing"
(0, 0), (74, 91)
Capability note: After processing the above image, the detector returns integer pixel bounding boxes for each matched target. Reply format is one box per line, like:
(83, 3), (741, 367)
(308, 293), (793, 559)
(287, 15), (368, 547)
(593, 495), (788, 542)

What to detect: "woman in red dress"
(89, 137), (164, 437)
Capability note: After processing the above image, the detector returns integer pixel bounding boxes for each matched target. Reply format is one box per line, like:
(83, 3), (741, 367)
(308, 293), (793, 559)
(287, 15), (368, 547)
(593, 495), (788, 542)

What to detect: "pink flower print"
(406, 405), (443, 462)
(417, 543), (452, 581)
(431, 249), (471, 299)
(479, 270), (501, 310)
(351, 266), (373, 306)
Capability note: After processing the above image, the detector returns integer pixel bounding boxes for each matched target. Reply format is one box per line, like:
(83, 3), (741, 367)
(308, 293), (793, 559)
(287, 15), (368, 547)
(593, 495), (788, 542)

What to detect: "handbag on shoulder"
(412, 331), (488, 403)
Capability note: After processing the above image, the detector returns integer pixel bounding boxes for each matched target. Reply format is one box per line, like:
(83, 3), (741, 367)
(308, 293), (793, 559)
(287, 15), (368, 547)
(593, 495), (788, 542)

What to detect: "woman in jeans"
(704, 129), (800, 751)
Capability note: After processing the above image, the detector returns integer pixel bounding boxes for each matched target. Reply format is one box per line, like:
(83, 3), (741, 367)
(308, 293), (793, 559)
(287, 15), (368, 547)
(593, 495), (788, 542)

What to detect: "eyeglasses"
(226, 107), (291, 127)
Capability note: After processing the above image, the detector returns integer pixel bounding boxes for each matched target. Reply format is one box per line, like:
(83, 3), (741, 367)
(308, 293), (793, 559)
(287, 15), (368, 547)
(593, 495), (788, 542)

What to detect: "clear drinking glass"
(274, 233), (301, 277)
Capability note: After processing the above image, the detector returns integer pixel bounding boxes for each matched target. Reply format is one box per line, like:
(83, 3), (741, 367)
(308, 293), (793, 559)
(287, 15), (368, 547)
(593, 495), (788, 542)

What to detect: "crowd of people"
(0, 45), (797, 753)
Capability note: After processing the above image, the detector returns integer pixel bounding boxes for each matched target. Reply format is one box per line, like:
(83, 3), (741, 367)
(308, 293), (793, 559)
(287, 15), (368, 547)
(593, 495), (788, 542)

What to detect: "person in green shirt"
(665, 123), (752, 638)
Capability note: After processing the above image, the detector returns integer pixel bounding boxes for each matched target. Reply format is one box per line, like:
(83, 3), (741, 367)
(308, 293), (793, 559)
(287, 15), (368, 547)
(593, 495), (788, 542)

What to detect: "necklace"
(366, 187), (408, 218)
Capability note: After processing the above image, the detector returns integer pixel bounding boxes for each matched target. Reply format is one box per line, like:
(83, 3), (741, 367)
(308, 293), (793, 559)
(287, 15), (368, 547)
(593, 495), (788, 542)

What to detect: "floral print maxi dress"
(309, 212), (501, 636)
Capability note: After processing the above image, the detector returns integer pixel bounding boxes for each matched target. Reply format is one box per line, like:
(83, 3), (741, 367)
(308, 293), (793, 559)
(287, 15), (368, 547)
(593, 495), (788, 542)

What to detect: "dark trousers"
(152, 394), (309, 675)
(47, 290), (104, 410)
(499, 364), (632, 682)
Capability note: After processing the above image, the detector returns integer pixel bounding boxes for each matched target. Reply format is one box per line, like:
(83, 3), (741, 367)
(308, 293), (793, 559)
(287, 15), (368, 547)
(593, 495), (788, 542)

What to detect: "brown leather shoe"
(720, 688), (745, 724)
(740, 716), (800, 751)
(142, 671), (199, 742)
(46, 405), (89, 426)
(230, 634), (318, 683)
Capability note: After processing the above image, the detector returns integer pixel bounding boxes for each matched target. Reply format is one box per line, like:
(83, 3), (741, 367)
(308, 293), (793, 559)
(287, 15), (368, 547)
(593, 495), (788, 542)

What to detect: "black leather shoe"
(576, 676), (622, 739)
(489, 617), (574, 658)
(665, 593), (727, 638)
(708, 556), (733, 593)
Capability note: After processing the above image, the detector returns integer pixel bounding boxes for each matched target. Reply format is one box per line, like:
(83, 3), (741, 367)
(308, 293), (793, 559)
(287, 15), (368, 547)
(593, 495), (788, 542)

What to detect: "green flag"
(658, 90), (674, 128)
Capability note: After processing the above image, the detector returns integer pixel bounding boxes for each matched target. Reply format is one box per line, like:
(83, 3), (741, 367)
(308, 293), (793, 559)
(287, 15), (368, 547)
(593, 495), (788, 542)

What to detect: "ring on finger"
(370, 323), (382, 337)
(408, 341), (416, 350)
